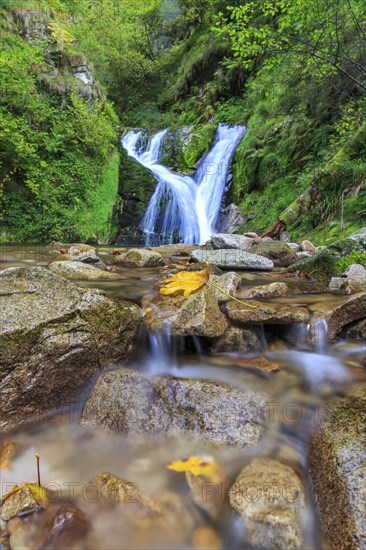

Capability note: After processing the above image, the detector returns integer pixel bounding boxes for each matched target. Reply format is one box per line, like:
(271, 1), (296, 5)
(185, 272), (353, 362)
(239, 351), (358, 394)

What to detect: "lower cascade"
(121, 124), (246, 245)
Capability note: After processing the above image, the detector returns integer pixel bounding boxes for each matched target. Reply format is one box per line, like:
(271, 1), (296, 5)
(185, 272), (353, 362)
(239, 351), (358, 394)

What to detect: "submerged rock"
(147, 244), (200, 256)
(191, 249), (274, 271)
(49, 261), (123, 280)
(143, 287), (228, 337)
(0, 267), (141, 430)
(309, 385), (366, 549)
(229, 458), (305, 549)
(81, 368), (268, 448)
(252, 241), (299, 267)
(226, 300), (310, 325)
(113, 248), (165, 267)
(210, 233), (254, 251)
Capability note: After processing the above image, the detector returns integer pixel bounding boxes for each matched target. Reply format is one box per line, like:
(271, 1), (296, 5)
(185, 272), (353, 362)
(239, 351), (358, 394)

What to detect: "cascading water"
(121, 124), (246, 245)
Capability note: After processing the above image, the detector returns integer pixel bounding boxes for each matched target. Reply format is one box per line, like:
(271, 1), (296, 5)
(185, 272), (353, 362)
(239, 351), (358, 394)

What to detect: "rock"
(344, 264), (366, 287)
(186, 462), (224, 519)
(340, 317), (366, 339)
(0, 441), (16, 470)
(210, 234), (254, 251)
(309, 292), (366, 340)
(71, 249), (106, 269)
(67, 244), (96, 256)
(244, 232), (259, 239)
(262, 236), (273, 242)
(46, 241), (67, 251)
(300, 239), (317, 252)
(191, 526), (222, 550)
(229, 458), (305, 549)
(1, 484), (41, 521)
(113, 248), (165, 267)
(208, 355), (281, 373)
(209, 272), (241, 302)
(191, 250), (274, 271)
(252, 241), (299, 267)
(48, 261), (122, 280)
(226, 300), (310, 325)
(309, 385), (366, 549)
(8, 503), (90, 550)
(81, 368), (268, 448)
(86, 237), (99, 245)
(50, 253), (72, 262)
(288, 243), (301, 251)
(143, 287), (228, 337)
(92, 472), (161, 513)
(217, 203), (245, 234)
(279, 231), (291, 242)
(236, 282), (288, 300)
(0, 267), (141, 430)
(288, 248), (340, 285)
(296, 251), (312, 259)
(211, 326), (260, 353)
(147, 244), (199, 256)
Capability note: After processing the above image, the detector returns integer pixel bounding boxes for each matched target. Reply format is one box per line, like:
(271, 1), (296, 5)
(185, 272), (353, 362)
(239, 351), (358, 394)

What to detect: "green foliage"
(334, 251), (366, 274)
(0, 11), (119, 242)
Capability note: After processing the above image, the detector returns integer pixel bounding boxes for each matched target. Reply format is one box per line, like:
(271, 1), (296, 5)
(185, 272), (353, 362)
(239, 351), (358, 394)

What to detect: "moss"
(333, 251), (366, 274)
(288, 249), (341, 284)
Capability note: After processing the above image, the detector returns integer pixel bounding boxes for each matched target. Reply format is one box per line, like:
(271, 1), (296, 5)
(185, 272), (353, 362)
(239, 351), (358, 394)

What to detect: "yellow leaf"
(23, 483), (47, 506)
(1, 485), (21, 502)
(167, 456), (223, 483)
(160, 266), (209, 297)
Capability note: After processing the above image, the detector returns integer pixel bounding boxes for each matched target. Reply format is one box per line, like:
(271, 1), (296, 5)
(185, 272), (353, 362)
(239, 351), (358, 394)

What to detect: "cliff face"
(1, 7), (119, 243)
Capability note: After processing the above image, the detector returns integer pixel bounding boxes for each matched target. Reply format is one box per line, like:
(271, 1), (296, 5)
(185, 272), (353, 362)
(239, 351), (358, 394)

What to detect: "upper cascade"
(121, 124), (246, 245)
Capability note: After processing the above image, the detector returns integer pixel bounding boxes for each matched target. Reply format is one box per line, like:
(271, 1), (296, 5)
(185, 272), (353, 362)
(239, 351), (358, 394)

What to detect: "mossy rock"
(252, 241), (299, 267)
(288, 249), (340, 284)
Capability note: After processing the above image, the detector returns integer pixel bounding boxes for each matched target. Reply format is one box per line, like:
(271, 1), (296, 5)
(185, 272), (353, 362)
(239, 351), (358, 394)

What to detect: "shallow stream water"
(0, 244), (365, 549)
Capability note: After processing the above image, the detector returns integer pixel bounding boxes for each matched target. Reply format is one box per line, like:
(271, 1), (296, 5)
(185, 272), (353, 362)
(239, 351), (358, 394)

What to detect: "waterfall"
(121, 124), (246, 245)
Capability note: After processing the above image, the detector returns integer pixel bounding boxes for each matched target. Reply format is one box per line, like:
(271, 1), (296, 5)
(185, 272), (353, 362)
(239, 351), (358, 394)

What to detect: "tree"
(215, 0), (366, 92)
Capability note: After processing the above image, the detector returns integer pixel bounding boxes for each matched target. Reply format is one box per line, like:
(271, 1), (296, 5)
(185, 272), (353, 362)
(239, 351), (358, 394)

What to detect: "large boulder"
(236, 282), (288, 300)
(229, 458), (305, 549)
(210, 234), (254, 251)
(81, 368), (268, 448)
(252, 241), (299, 267)
(191, 250), (274, 271)
(0, 267), (141, 431)
(143, 287), (228, 337)
(49, 261), (123, 280)
(309, 385), (366, 549)
(113, 248), (165, 267)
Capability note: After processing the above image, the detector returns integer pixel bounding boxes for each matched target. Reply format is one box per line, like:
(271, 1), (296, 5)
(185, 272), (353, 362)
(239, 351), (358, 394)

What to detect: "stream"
(0, 244), (365, 549)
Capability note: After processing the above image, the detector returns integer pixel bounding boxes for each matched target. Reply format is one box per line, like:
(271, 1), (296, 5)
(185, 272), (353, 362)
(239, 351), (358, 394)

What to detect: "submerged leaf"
(159, 266), (209, 297)
(167, 456), (223, 483)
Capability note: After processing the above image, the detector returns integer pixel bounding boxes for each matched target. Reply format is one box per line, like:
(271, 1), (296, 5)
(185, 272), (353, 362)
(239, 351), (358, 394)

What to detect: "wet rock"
(191, 250), (274, 271)
(81, 368), (268, 448)
(226, 300), (310, 325)
(7, 503), (90, 550)
(244, 232), (259, 239)
(309, 385), (366, 550)
(209, 272), (241, 302)
(329, 264), (366, 294)
(67, 244), (96, 256)
(340, 317), (366, 339)
(288, 248), (340, 285)
(252, 241), (299, 267)
(300, 240), (317, 252)
(288, 243), (301, 251)
(217, 203), (245, 234)
(50, 253), (72, 262)
(191, 526), (222, 550)
(211, 326), (260, 353)
(186, 470), (223, 520)
(113, 248), (165, 267)
(92, 472), (161, 513)
(49, 261), (123, 280)
(229, 458), (305, 549)
(309, 292), (366, 339)
(236, 282), (288, 300)
(1, 485), (42, 521)
(0, 267), (141, 430)
(210, 234), (254, 251)
(143, 287), (228, 337)
(71, 249), (106, 269)
(147, 244), (199, 256)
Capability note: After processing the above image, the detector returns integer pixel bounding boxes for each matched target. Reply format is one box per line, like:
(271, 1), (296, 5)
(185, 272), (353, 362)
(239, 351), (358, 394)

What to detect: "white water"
(121, 124), (246, 244)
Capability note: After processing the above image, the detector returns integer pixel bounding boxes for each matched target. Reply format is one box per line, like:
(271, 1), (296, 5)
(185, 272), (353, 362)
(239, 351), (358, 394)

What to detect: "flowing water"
(121, 124), (246, 245)
(0, 245), (365, 549)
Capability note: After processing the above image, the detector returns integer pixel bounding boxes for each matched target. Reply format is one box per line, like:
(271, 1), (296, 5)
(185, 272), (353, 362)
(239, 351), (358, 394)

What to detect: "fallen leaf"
(23, 483), (47, 506)
(167, 456), (223, 483)
(160, 266), (209, 297)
